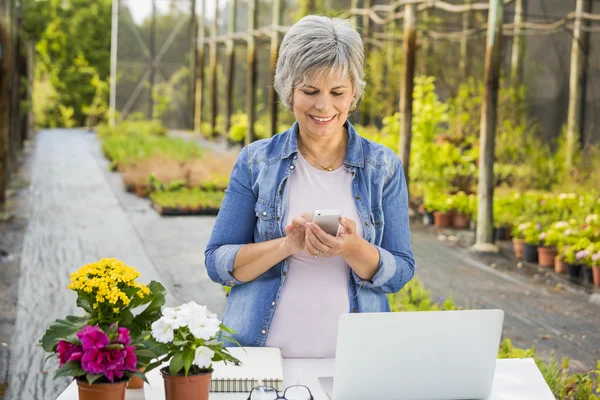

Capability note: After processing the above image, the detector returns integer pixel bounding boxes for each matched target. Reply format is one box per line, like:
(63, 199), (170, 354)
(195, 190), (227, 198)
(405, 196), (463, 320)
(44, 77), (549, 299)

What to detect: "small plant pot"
(512, 239), (525, 259)
(522, 244), (539, 263)
(555, 256), (567, 274)
(593, 265), (600, 286)
(566, 263), (583, 279)
(452, 213), (470, 229)
(494, 226), (508, 242)
(433, 211), (453, 228)
(161, 367), (212, 400)
(127, 367), (146, 389)
(77, 379), (127, 400)
(583, 267), (594, 285)
(422, 212), (435, 226)
(537, 247), (558, 268)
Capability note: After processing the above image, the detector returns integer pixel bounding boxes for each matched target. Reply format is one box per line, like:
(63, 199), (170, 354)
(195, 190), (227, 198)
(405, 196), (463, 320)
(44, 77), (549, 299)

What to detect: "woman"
(205, 15), (414, 358)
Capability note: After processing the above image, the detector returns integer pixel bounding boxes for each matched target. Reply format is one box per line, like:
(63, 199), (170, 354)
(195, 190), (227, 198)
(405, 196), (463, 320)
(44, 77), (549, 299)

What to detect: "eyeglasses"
(247, 385), (314, 400)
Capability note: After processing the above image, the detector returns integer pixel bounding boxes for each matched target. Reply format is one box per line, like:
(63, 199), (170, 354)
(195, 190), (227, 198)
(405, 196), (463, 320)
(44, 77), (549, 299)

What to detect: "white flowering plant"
(145, 301), (240, 376)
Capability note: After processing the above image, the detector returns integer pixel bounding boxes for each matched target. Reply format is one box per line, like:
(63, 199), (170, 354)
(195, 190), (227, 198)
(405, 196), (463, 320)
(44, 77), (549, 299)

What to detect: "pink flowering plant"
(51, 324), (138, 384)
(564, 238), (592, 265)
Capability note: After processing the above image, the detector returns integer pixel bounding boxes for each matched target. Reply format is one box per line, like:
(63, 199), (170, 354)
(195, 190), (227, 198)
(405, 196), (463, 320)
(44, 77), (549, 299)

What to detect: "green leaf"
(55, 361), (86, 378)
(86, 374), (104, 385)
(76, 296), (94, 314)
(132, 281), (166, 331)
(40, 315), (89, 352)
(132, 370), (149, 384)
(139, 340), (169, 359)
(172, 340), (187, 347)
(135, 349), (159, 360)
(183, 347), (195, 376)
(169, 352), (184, 376)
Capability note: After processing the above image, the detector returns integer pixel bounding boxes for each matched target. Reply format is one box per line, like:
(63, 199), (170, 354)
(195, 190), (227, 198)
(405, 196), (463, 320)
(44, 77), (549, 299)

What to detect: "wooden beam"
(194, 0), (206, 134)
(188, 0), (197, 130)
(399, 4), (417, 188)
(209, 0), (219, 136)
(246, 0), (257, 145)
(460, 0), (472, 78)
(566, 0), (584, 171)
(269, 0), (283, 137)
(225, 0), (237, 136)
(474, 0), (504, 252)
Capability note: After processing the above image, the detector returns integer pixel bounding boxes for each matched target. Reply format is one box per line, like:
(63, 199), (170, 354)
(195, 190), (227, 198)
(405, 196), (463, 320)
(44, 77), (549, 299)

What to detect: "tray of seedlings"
(150, 188), (224, 216)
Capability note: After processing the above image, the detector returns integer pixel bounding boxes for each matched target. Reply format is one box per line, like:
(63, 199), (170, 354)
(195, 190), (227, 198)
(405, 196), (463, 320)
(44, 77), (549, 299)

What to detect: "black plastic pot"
(494, 227), (508, 242)
(567, 263), (583, 279)
(523, 244), (539, 263)
(422, 212), (435, 226)
(583, 267), (594, 284)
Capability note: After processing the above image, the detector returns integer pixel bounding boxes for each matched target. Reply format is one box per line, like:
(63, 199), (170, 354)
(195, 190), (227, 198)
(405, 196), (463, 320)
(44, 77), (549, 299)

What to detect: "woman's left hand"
(304, 217), (359, 258)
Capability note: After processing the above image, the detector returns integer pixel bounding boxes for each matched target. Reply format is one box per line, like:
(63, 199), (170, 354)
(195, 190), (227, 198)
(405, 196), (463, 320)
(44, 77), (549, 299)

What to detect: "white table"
(57, 358), (554, 400)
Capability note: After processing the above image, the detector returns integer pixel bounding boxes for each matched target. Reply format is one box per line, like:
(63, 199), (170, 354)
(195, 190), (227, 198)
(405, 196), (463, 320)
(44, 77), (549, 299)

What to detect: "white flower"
(188, 314), (221, 340)
(554, 221), (569, 229)
(585, 214), (599, 225)
(559, 193), (568, 200)
(518, 222), (531, 231)
(151, 318), (174, 343)
(194, 346), (215, 369)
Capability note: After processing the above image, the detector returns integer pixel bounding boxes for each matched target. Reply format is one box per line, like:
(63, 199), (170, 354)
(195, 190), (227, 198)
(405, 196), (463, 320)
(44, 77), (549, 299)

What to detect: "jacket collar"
(281, 120), (364, 168)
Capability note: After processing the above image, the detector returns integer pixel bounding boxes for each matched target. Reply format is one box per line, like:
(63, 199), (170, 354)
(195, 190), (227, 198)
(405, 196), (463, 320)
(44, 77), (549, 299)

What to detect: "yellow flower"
(113, 308), (120, 313)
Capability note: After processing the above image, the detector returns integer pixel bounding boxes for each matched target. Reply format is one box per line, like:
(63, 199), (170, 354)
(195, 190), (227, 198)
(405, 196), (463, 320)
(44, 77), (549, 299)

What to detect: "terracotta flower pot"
(593, 265), (600, 286)
(555, 256), (567, 274)
(77, 379), (127, 400)
(537, 247), (558, 268)
(161, 367), (212, 400)
(512, 238), (524, 259)
(433, 211), (453, 228)
(452, 213), (470, 229)
(127, 368), (146, 389)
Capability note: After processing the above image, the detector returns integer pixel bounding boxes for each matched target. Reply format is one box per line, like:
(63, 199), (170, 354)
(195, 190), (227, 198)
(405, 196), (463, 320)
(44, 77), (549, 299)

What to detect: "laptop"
(319, 309), (504, 400)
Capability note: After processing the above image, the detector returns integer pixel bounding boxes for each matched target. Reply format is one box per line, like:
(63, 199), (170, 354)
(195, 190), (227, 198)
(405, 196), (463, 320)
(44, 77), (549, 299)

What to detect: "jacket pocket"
(254, 199), (276, 241)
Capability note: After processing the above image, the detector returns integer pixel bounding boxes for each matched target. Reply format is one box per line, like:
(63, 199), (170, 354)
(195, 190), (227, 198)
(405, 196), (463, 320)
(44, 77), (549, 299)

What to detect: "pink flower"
(117, 327), (131, 345)
(576, 250), (589, 260)
(124, 345), (137, 371)
(77, 325), (109, 351)
(56, 340), (83, 367)
(80, 345), (137, 382)
(592, 253), (600, 263)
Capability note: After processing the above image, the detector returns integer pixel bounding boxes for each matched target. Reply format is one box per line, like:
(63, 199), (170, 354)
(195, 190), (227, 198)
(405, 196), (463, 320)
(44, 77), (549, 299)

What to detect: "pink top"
(264, 153), (364, 358)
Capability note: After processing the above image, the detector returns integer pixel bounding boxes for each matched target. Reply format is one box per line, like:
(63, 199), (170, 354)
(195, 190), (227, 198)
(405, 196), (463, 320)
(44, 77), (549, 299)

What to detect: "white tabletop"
(57, 358), (554, 400)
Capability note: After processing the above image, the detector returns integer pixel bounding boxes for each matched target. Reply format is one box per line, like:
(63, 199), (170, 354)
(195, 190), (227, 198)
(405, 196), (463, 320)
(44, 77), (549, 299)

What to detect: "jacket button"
(262, 211), (268, 216)
(289, 165), (295, 170)
(282, 271), (287, 276)
(276, 217), (280, 221)
(355, 195), (360, 200)
(271, 301), (276, 306)
(352, 308), (357, 313)
(365, 222), (369, 226)
(261, 329), (267, 335)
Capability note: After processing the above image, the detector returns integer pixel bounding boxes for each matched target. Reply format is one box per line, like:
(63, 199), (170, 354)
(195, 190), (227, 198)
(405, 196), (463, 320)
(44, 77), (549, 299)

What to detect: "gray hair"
(274, 15), (366, 111)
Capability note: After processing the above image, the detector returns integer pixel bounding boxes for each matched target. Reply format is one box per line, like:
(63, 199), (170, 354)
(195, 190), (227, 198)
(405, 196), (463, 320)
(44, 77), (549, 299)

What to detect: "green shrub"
(150, 188), (224, 210)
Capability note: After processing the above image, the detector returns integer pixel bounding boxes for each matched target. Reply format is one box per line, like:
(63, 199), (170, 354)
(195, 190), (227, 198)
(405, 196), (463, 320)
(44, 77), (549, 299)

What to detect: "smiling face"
(292, 69), (355, 141)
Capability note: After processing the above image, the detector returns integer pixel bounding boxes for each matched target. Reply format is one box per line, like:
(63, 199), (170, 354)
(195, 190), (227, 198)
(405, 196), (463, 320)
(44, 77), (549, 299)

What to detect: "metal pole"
(566, 0), (584, 171)
(109, 0), (119, 126)
(474, 0), (504, 252)
(148, 0), (156, 119)
(189, 0), (197, 130)
(246, 0), (257, 145)
(209, 0), (219, 136)
(194, 0), (206, 134)
(460, 0), (472, 78)
(399, 4), (417, 188)
(510, 0), (524, 90)
(225, 0), (237, 136)
(268, 0), (282, 137)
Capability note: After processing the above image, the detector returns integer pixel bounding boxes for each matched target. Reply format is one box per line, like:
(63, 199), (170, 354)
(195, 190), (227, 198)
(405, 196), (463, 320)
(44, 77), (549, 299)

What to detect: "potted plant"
(147, 301), (241, 400)
(451, 192), (471, 229)
(511, 222), (531, 260)
(563, 238), (592, 280)
(537, 227), (561, 268)
(555, 222), (578, 274)
(40, 258), (166, 399)
(431, 193), (455, 228)
(522, 223), (541, 263)
(592, 245), (600, 287)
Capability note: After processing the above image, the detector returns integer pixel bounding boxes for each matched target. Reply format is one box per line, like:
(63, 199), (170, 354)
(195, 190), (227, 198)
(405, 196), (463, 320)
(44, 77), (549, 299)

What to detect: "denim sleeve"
(352, 158), (415, 294)
(204, 147), (257, 287)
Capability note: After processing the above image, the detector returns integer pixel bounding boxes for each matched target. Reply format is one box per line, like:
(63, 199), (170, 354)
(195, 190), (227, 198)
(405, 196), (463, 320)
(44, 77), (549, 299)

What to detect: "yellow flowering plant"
(40, 258), (167, 382)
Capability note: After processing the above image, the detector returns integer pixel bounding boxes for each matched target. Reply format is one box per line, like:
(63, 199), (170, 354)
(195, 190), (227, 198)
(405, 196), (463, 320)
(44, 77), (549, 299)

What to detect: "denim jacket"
(205, 121), (415, 347)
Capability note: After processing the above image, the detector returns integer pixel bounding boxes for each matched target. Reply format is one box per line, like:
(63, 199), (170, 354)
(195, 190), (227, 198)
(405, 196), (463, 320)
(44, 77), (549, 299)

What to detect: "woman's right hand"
(282, 213), (313, 255)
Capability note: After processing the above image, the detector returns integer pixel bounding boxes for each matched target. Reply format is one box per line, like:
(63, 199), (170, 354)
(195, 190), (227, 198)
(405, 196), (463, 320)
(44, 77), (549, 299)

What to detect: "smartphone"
(313, 209), (342, 236)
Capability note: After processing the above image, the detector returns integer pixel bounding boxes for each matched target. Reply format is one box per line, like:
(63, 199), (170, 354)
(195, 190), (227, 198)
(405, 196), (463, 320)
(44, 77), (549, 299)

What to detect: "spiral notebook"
(210, 347), (284, 392)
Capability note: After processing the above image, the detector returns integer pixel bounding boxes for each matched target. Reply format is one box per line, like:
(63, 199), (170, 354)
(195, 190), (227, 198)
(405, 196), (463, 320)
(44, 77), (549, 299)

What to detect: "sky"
(123, 0), (225, 25)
